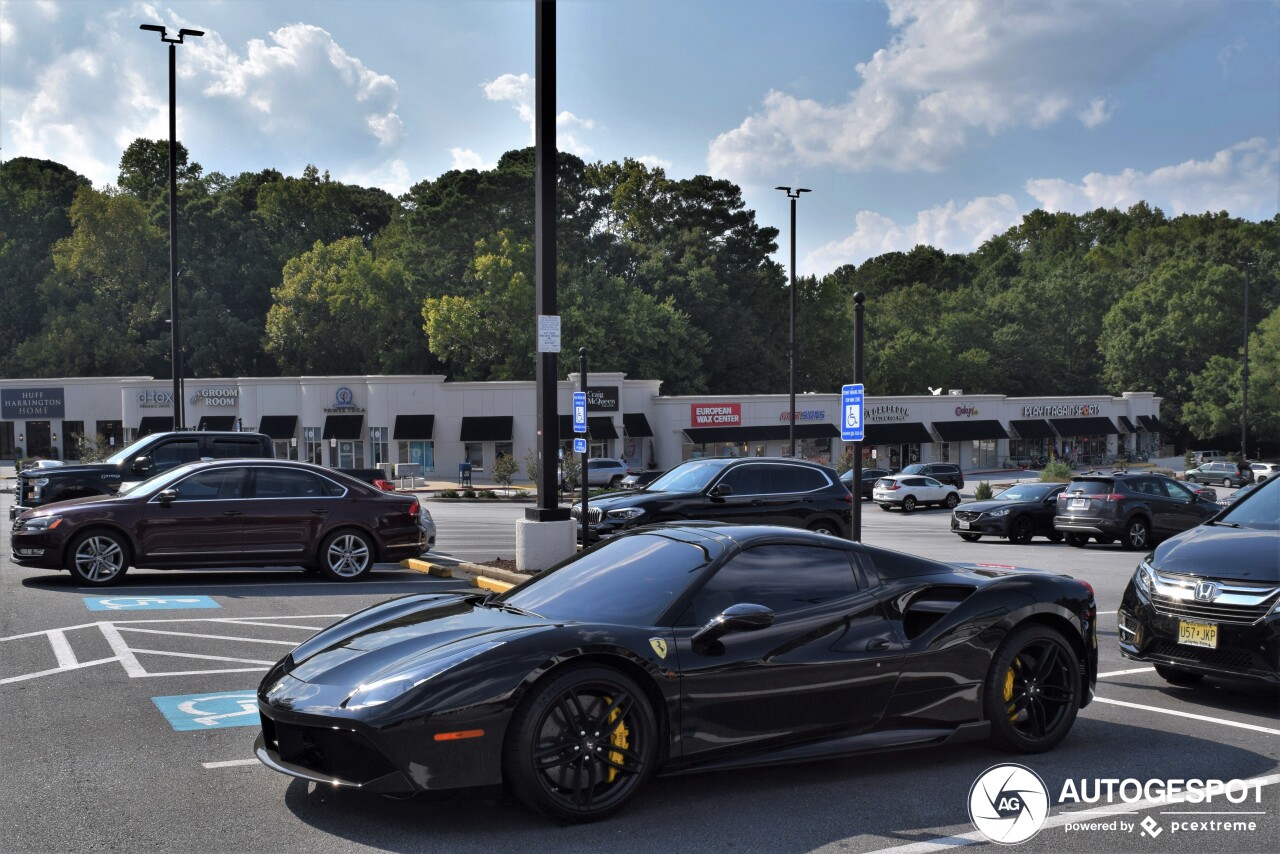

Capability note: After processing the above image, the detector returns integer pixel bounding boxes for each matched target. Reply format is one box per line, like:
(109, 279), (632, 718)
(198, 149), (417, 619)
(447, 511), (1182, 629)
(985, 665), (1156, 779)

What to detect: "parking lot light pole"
(776, 186), (810, 458)
(140, 24), (203, 430)
(1241, 267), (1250, 462)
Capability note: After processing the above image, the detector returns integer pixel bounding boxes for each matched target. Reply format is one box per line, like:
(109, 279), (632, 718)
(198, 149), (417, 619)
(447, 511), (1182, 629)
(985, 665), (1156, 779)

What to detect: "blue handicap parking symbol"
(152, 691), (260, 731)
(85, 595), (220, 612)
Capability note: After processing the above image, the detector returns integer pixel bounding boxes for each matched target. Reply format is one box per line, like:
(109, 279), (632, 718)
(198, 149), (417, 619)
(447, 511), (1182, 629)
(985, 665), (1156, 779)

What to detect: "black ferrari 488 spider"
(256, 523), (1097, 821)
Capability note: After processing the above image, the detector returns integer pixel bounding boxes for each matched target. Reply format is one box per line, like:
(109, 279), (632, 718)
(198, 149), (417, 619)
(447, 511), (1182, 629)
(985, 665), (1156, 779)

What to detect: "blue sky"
(2, 0), (1277, 275)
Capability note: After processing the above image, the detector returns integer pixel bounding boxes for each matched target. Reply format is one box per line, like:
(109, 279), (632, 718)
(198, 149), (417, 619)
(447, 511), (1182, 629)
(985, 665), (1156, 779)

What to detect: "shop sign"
(586, 386), (619, 411)
(954, 405), (980, 417)
(137, 389), (174, 409)
(1, 387), (65, 419)
(323, 385), (366, 414)
(780, 410), (827, 422)
(866, 404), (911, 422)
(190, 386), (239, 407)
(692, 403), (741, 426)
(1022, 404), (1100, 418)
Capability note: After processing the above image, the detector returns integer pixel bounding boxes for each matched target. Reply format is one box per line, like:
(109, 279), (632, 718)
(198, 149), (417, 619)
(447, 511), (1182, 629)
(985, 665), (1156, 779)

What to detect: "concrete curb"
(399, 557), (531, 587)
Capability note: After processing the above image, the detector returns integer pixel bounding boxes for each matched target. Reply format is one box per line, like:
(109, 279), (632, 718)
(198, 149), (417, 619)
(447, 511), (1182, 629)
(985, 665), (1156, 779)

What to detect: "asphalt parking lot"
(2, 486), (1276, 853)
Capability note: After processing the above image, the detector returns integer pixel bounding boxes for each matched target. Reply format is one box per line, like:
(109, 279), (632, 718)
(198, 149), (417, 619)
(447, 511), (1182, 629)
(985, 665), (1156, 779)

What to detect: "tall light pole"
(140, 23), (203, 431)
(775, 186), (810, 458)
(1241, 265), (1251, 461)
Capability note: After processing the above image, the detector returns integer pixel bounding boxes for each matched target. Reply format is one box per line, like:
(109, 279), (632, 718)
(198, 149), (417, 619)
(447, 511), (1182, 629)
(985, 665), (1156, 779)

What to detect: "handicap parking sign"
(573, 437), (587, 453)
(573, 391), (587, 433)
(152, 691), (260, 731)
(841, 383), (865, 442)
(85, 595), (220, 612)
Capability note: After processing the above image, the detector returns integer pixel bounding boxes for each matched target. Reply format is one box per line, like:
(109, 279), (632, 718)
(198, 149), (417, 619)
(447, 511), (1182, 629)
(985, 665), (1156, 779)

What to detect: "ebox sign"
(1, 387), (65, 419)
(692, 403), (741, 426)
(586, 386), (619, 411)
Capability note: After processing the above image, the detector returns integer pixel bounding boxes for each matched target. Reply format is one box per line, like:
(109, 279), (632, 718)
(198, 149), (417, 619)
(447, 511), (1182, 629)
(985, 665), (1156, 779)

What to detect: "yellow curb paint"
(400, 558), (452, 577)
(471, 576), (514, 593)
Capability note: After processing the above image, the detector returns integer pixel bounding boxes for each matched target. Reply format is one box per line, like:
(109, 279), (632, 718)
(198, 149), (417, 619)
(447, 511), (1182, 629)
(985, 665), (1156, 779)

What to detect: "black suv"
(571, 457), (851, 541)
(1053, 473), (1221, 550)
(899, 462), (964, 489)
(11, 431), (273, 519)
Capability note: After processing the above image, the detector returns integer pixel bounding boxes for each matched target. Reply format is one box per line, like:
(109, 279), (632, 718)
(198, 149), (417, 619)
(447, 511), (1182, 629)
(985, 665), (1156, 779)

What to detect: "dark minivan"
(571, 457), (852, 541)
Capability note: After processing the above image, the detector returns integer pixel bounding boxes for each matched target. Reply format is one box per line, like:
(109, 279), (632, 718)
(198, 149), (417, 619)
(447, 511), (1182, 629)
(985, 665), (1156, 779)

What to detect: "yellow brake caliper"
(605, 702), (629, 784)
(1004, 659), (1018, 721)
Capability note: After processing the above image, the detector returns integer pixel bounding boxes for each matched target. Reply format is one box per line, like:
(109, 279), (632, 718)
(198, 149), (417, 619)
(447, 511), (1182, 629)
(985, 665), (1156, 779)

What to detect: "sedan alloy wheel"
(66, 529), (131, 586)
(318, 529), (374, 580)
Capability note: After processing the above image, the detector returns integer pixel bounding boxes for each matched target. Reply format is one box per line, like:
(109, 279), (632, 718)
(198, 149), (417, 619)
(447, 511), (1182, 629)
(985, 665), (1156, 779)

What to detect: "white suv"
(585, 458), (629, 487)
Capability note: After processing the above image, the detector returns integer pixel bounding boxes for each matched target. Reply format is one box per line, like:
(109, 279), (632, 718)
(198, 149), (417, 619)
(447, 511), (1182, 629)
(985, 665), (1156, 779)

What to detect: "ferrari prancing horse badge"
(649, 637), (668, 659)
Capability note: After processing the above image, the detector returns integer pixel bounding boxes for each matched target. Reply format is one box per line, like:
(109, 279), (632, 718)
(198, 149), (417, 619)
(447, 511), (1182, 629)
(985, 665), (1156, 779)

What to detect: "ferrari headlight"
(607, 507), (646, 521)
(343, 641), (504, 710)
(20, 514), (62, 532)
(1135, 558), (1157, 596)
(986, 508), (1010, 518)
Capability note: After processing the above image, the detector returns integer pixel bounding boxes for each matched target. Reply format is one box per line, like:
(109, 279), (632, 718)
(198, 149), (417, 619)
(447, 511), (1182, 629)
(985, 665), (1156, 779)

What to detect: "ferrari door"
(670, 543), (902, 763)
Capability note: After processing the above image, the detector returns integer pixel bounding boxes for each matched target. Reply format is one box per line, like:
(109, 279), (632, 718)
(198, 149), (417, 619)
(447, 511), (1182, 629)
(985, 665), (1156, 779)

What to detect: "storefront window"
(304, 435), (323, 466)
(932, 442), (951, 463)
(971, 439), (998, 469)
(682, 441), (748, 461)
(797, 438), (831, 465)
(464, 442), (484, 467)
(63, 421), (83, 460)
(370, 428), (389, 468)
(398, 440), (435, 471)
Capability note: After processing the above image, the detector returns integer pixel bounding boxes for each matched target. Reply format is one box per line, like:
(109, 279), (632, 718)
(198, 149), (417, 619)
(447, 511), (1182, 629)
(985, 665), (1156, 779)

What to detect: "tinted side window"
(1162, 480), (1195, 504)
(718, 465), (765, 495)
(1068, 480), (1117, 495)
(689, 544), (857, 623)
(253, 469), (332, 498)
(764, 465), (826, 494)
(168, 468), (246, 501)
(150, 440), (200, 470)
(208, 438), (268, 459)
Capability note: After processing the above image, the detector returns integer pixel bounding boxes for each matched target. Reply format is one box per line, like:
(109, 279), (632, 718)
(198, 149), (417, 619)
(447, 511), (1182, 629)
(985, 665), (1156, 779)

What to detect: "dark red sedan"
(10, 459), (430, 586)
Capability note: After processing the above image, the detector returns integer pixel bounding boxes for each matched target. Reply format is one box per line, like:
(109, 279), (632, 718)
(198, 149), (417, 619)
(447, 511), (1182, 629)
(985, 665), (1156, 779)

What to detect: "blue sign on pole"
(572, 391), (587, 433)
(85, 595), (220, 612)
(573, 437), (587, 453)
(841, 384), (865, 442)
(152, 691), (260, 731)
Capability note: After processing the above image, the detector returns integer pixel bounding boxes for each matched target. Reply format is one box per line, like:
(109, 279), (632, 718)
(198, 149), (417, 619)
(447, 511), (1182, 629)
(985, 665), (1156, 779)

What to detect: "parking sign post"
(849, 292), (865, 541)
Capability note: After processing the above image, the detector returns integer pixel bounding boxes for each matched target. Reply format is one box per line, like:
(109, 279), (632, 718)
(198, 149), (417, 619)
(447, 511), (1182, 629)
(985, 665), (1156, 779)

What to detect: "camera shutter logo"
(968, 763), (1050, 845)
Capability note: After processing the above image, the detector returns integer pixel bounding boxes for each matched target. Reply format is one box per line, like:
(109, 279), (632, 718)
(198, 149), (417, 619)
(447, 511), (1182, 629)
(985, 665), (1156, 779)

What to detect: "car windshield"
(116, 461), (207, 495)
(102, 437), (158, 466)
(498, 534), (711, 624)
(1215, 477), (1279, 530)
(645, 460), (724, 493)
(995, 484), (1056, 501)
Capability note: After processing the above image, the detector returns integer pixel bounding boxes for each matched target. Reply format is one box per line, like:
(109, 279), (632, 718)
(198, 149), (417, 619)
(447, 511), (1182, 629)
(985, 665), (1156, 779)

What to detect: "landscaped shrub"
(974, 481), (994, 500)
(1039, 460), (1073, 482)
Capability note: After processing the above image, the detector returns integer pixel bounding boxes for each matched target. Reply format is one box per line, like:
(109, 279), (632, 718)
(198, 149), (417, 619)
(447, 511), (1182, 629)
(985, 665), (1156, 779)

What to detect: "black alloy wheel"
(1122, 517), (1149, 551)
(984, 624), (1081, 753)
(944, 493), (960, 509)
(901, 495), (917, 512)
(66, 528), (131, 586)
(1065, 533), (1089, 547)
(1008, 515), (1035, 544)
(959, 533), (981, 542)
(1154, 664), (1205, 686)
(504, 664), (657, 822)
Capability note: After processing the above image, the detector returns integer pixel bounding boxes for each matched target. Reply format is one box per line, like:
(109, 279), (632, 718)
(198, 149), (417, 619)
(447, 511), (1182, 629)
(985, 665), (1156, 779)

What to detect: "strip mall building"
(0, 374), (1165, 475)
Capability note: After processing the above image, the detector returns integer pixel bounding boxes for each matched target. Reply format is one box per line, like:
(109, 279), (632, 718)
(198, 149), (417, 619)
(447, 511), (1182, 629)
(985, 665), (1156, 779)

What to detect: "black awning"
(682, 423), (841, 445)
(460, 416), (513, 442)
(196, 415), (236, 431)
(623, 413), (653, 437)
(322, 414), (364, 440)
(932, 420), (1009, 442)
(1138, 415), (1165, 432)
(1051, 417), (1118, 437)
(1117, 416), (1136, 434)
(137, 416), (173, 437)
(1010, 419), (1056, 440)
(588, 417), (618, 439)
(862, 422), (935, 445)
(257, 415), (297, 440)
(394, 414), (435, 440)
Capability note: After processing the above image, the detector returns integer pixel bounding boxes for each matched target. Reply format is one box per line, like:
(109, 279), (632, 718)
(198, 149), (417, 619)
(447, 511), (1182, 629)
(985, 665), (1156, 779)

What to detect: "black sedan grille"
(1149, 571), (1280, 626)
(1149, 640), (1256, 671)
(570, 506), (603, 524)
(954, 511), (982, 522)
(261, 715), (398, 785)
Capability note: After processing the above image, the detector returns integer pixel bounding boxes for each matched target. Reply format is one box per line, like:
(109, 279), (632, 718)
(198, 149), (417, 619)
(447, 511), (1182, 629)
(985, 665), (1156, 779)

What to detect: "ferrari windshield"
(644, 460), (725, 493)
(498, 534), (710, 624)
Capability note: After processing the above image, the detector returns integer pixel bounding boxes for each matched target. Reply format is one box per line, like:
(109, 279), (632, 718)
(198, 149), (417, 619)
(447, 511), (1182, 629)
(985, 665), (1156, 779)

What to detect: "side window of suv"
(718, 464), (765, 495)
(765, 465), (827, 494)
(208, 438), (268, 459)
(1162, 480), (1195, 504)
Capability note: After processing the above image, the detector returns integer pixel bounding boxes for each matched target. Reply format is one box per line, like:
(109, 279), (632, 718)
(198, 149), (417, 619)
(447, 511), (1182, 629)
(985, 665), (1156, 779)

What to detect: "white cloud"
(338, 158), (411, 196)
(806, 194), (1023, 273)
(449, 147), (495, 171)
(482, 72), (596, 155)
(637, 154), (673, 172)
(1026, 137), (1280, 219)
(1077, 98), (1114, 129)
(709, 0), (1217, 181)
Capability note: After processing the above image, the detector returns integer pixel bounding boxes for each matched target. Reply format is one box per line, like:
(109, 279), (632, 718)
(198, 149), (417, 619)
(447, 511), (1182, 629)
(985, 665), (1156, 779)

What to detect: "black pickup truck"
(11, 431), (273, 519)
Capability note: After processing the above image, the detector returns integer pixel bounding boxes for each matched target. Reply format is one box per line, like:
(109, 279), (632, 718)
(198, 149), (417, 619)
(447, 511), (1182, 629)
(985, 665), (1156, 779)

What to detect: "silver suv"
(585, 458), (630, 487)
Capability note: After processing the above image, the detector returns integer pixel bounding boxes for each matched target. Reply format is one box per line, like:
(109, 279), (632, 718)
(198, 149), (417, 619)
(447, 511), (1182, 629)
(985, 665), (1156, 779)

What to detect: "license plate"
(1178, 620), (1217, 649)
(1071, 498), (1089, 509)
(959, 520), (970, 530)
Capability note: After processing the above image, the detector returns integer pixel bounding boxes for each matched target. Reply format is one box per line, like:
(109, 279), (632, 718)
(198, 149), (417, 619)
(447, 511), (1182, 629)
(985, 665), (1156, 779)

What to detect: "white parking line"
(1097, 667), (1155, 678)
(1091, 697), (1280, 736)
(862, 772), (1280, 854)
(202, 759), (261, 769)
(117, 627), (300, 645)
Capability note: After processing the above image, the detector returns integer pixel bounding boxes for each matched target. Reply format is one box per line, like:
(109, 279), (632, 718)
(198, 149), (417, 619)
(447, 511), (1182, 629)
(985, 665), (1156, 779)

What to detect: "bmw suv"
(571, 457), (851, 541)
(1054, 473), (1221, 550)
